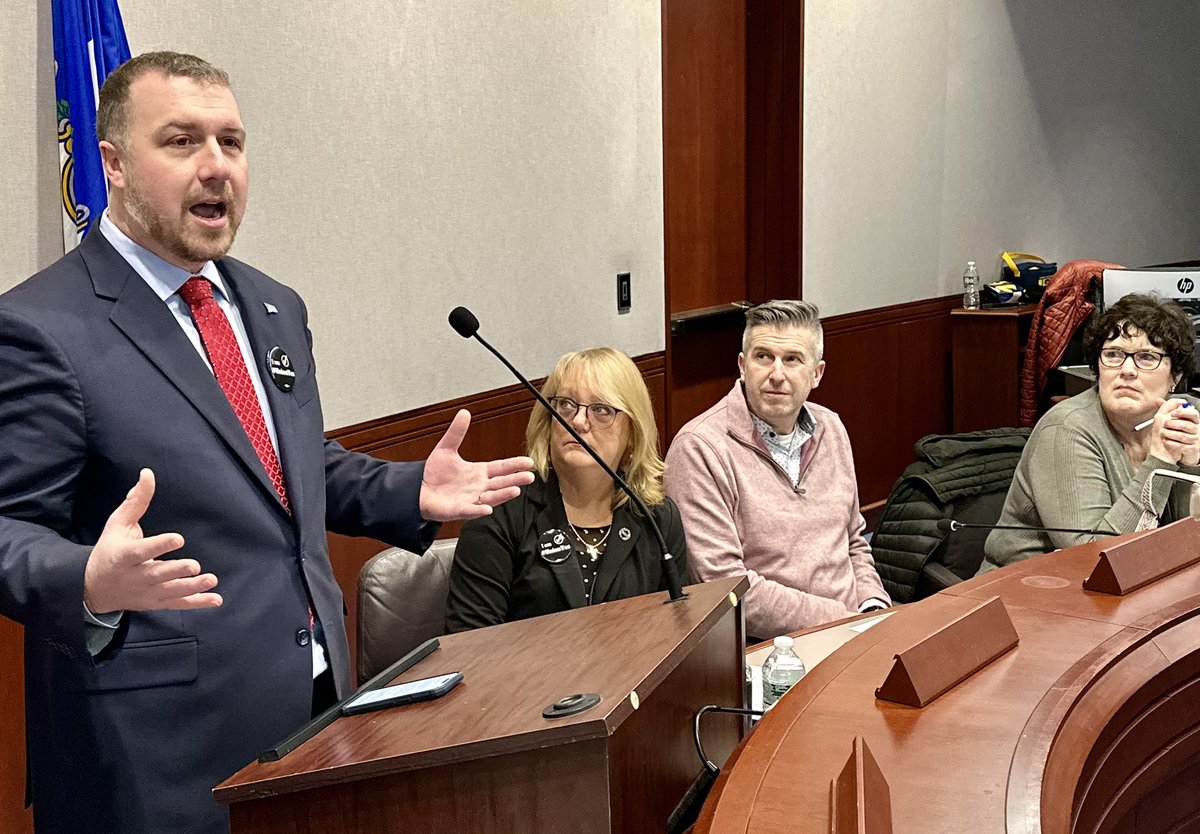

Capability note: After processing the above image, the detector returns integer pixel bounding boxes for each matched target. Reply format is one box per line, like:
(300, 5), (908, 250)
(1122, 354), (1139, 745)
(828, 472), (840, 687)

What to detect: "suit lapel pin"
(618, 527), (631, 541)
(263, 302), (279, 315)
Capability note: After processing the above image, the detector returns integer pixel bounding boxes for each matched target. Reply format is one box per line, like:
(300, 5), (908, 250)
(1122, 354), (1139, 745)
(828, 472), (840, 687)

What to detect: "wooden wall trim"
(822, 294), (960, 336)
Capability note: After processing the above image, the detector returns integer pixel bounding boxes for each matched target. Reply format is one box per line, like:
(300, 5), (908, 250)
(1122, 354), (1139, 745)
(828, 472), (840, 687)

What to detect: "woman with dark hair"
(445, 348), (687, 631)
(982, 293), (1200, 570)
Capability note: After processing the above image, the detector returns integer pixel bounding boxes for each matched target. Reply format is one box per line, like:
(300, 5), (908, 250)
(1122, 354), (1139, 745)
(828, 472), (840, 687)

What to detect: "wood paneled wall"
(661, 0), (746, 443)
(745, 0), (803, 303)
(661, 0), (805, 314)
(661, 0), (806, 439)
(817, 295), (959, 504)
(0, 617), (28, 834)
(661, 1), (746, 317)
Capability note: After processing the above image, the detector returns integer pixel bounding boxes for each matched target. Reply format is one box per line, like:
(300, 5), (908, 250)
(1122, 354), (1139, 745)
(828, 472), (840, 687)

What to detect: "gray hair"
(742, 299), (824, 359)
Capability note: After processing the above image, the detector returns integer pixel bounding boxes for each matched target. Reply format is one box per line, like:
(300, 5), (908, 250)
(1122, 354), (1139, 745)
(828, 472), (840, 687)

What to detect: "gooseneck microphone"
(448, 306), (688, 602)
(936, 518), (1119, 537)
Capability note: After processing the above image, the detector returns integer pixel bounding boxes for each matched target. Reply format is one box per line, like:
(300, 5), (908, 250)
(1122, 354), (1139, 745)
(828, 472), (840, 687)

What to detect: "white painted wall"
(804, 0), (1200, 315)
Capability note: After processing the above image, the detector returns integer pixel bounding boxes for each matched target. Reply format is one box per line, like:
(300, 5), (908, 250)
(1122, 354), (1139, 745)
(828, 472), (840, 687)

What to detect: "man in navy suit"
(0, 51), (532, 834)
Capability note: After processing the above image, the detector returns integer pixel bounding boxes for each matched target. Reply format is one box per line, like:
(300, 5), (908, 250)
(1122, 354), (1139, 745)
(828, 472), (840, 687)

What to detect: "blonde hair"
(527, 348), (665, 507)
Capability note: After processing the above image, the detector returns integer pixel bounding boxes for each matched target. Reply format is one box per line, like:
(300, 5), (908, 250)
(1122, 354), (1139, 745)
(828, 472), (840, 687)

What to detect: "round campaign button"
(266, 346), (296, 392)
(538, 528), (573, 565)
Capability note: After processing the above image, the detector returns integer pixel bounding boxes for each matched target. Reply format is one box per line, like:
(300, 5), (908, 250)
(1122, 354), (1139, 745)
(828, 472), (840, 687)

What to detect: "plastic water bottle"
(962, 261), (981, 310)
(761, 636), (807, 708)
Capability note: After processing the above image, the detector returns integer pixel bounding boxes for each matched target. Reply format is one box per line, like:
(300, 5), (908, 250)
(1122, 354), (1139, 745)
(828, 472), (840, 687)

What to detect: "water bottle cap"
(967, 261), (976, 268)
(773, 636), (794, 648)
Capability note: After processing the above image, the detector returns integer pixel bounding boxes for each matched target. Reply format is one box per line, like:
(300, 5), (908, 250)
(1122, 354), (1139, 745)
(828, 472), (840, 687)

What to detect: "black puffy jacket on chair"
(872, 428), (1030, 603)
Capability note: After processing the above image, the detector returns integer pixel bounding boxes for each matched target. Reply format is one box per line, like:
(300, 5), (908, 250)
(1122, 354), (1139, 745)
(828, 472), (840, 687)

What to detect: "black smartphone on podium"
(341, 672), (463, 716)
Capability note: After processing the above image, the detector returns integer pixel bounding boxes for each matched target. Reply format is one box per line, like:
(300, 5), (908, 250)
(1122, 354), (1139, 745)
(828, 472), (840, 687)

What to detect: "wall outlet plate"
(617, 272), (631, 313)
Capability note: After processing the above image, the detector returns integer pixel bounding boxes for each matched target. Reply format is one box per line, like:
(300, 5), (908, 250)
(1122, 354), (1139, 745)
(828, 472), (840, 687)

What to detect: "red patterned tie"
(179, 276), (291, 514)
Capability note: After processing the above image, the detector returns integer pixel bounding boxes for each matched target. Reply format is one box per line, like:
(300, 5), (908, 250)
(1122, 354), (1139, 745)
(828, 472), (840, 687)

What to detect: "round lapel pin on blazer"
(538, 528), (573, 564)
(266, 346), (296, 392)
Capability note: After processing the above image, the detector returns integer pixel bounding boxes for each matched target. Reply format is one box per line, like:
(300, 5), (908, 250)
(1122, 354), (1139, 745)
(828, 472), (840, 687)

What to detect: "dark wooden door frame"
(661, 0), (805, 439)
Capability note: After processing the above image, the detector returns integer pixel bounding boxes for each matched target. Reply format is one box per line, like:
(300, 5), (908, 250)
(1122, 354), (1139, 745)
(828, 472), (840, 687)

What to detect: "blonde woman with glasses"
(446, 348), (687, 631)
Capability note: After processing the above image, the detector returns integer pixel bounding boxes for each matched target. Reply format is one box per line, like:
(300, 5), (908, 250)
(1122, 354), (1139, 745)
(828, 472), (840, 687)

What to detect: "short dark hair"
(1083, 293), (1197, 386)
(96, 52), (231, 148)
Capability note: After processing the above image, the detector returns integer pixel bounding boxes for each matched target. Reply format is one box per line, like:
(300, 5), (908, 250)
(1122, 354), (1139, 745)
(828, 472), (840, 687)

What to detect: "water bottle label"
(762, 666), (806, 706)
(764, 681), (790, 706)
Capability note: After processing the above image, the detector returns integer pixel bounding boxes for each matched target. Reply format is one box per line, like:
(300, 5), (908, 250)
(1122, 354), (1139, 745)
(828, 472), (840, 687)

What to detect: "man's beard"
(124, 179), (241, 266)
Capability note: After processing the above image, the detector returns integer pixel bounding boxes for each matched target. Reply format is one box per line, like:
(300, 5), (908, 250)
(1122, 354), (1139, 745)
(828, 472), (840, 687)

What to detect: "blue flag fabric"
(52, 0), (131, 250)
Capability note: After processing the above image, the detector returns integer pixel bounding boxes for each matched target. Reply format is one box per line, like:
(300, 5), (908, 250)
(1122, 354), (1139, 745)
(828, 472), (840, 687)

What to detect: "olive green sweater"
(981, 388), (1199, 571)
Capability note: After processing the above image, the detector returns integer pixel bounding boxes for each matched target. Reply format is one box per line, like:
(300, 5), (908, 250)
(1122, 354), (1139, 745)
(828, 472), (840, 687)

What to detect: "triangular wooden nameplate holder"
(1083, 517), (1200, 596)
(829, 737), (893, 834)
(875, 596), (1018, 708)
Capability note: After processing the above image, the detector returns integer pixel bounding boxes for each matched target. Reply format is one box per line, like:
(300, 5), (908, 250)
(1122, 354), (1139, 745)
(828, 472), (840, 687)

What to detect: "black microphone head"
(448, 307), (480, 338)
(935, 518), (955, 533)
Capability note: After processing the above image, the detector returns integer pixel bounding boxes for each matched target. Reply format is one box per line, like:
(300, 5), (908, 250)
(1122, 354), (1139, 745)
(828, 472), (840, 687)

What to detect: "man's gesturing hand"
(419, 410), (535, 522)
(83, 469), (222, 615)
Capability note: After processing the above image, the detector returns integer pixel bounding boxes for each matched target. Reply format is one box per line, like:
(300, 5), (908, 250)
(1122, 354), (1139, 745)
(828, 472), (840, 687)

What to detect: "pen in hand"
(1134, 401), (1194, 432)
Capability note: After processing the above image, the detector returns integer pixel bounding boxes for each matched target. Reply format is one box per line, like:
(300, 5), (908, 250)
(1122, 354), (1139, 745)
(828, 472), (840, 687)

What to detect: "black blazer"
(445, 475), (687, 632)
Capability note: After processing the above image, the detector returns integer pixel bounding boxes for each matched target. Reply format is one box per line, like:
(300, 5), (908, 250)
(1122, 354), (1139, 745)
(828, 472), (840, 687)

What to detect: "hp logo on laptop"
(1179, 277), (1195, 294)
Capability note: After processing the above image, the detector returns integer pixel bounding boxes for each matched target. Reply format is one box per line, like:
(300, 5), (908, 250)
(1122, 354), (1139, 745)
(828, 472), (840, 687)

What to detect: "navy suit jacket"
(0, 230), (430, 834)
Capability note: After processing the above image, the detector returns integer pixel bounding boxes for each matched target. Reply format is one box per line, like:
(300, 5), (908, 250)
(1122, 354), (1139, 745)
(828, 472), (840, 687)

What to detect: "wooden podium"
(215, 576), (748, 833)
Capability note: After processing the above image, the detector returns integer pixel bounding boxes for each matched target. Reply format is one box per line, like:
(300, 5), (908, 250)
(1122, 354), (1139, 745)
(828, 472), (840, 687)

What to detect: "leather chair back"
(356, 539), (456, 684)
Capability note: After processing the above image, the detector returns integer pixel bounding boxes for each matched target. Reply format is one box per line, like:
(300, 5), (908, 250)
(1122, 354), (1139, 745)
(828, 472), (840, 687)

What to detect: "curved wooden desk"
(697, 534), (1200, 833)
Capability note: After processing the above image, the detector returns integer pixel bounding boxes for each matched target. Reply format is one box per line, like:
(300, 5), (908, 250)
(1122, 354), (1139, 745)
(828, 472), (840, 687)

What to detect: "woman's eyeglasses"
(1099, 348), (1166, 371)
(548, 396), (622, 428)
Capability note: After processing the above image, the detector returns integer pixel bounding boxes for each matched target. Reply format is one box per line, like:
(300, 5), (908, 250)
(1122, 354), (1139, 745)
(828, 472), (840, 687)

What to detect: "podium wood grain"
(695, 531), (1200, 833)
(216, 576), (748, 834)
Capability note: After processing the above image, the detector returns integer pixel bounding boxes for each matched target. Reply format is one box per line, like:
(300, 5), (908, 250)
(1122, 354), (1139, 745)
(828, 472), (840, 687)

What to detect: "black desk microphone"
(936, 518), (1119, 537)
(448, 306), (687, 603)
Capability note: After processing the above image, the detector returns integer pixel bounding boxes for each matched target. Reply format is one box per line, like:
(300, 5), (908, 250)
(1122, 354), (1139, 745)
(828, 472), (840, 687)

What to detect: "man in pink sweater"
(664, 300), (889, 639)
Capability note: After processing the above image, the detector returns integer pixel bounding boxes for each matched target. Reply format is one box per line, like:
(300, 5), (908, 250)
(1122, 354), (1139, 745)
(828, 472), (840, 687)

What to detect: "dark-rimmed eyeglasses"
(1099, 348), (1166, 371)
(548, 396), (622, 428)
